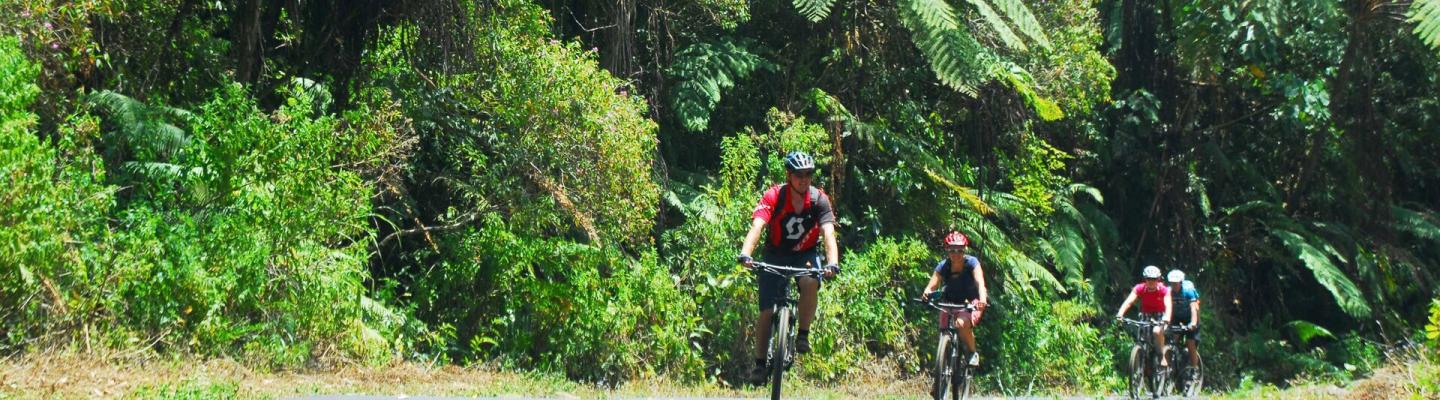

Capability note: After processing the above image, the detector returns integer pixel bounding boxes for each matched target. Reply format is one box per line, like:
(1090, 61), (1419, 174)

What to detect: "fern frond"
(670, 39), (776, 132)
(1412, 0), (1440, 52)
(923, 167), (994, 215)
(1272, 229), (1372, 317)
(998, 64), (1064, 120)
(1393, 205), (1440, 242)
(793, 0), (839, 22)
(958, 209), (1065, 293)
(963, 0), (1027, 51)
(1066, 183), (1104, 204)
(898, 0), (996, 95)
(985, 0), (1051, 49)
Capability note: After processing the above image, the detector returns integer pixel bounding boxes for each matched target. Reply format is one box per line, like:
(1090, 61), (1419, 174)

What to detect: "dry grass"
(0, 352), (933, 399)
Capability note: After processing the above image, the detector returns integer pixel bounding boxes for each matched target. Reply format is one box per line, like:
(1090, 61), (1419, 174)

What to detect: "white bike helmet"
(1167, 269), (1185, 284)
(1142, 265), (1162, 279)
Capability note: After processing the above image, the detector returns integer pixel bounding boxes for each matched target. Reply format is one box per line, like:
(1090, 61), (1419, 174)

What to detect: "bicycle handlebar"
(911, 298), (982, 311)
(749, 261), (825, 278)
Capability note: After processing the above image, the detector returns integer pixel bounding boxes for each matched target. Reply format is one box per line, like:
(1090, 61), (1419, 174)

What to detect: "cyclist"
(1114, 265), (1173, 368)
(1167, 269), (1200, 370)
(737, 151), (841, 381)
(921, 231), (989, 367)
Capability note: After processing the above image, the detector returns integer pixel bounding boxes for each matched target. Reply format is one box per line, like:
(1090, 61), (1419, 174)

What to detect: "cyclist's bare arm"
(1162, 291), (1173, 323)
(973, 263), (988, 306)
(923, 271), (943, 294)
(739, 217), (767, 264)
(1190, 299), (1200, 328)
(820, 223), (839, 265)
(1116, 292), (1138, 318)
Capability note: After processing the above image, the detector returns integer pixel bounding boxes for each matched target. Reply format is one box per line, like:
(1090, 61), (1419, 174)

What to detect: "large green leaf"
(1272, 229), (1372, 318)
(898, 0), (997, 95)
(793, 0), (838, 22)
(669, 39), (776, 132)
(1412, 0), (1440, 52)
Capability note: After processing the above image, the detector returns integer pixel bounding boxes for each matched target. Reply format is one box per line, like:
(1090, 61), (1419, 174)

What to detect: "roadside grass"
(0, 353), (936, 399)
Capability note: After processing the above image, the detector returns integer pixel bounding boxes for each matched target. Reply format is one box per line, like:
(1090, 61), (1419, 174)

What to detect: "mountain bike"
(915, 298), (981, 400)
(1165, 324), (1203, 397)
(751, 261), (824, 400)
(1119, 317), (1170, 399)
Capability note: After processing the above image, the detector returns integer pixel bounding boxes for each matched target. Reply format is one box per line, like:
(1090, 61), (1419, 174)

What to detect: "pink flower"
(50, 43), (59, 49)
(43, 22), (52, 29)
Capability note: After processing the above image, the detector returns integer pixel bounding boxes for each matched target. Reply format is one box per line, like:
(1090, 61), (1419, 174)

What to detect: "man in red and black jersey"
(737, 151), (841, 380)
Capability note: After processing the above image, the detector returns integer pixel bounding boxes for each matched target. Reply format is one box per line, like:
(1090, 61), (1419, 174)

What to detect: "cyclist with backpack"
(921, 231), (990, 367)
(737, 151), (841, 382)
(1167, 269), (1201, 369)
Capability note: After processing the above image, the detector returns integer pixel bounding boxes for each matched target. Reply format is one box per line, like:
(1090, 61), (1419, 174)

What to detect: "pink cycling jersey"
(1133, 283), (1170, 314)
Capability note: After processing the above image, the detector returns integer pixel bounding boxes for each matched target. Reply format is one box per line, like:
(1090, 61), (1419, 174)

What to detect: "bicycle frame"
(1120, 317), (1168, 399)
(750, 261), (823, 400)
(916, 298), (980, 400)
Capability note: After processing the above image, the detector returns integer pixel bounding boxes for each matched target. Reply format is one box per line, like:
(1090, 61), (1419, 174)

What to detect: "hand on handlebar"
(972, 299), (989, 311)
(823, 263), (839, 278)
(737, 254), (754, 269)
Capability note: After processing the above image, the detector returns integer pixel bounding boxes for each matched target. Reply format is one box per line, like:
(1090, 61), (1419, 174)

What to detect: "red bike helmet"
(942, 231), (969, 247)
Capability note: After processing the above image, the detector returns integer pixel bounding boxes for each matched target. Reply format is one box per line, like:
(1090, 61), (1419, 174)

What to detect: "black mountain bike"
(915, 298), (981, 400)
(751, 261), (824, 400)
(1165, 325), (1204, 397)
(1119, 317), (1170, 399)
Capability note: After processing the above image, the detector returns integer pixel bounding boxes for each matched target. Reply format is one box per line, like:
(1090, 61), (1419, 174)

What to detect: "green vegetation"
(2, 0), (1438, 396)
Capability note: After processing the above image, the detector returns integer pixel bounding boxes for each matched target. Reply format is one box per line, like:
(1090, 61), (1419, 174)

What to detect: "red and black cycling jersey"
(751, 184), (836, 257)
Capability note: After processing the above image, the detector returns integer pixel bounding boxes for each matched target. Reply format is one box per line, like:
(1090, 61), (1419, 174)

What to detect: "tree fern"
(1412, 0), (1440, 52)
(985, 0), (1051, 49)
(957, 208), (1066, 293)
(898, 0), (996, 95)
(669, 39), (776, 132)
(1393, 205), (1440, 242)
(964, 0), (1027, 51)
(87, 91), (194, 160)
(1271, 229), (1372, 318)
(793, 0), (839, 22)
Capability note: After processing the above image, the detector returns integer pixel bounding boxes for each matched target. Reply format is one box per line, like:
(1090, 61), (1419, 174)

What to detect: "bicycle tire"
(931, 335), (951, 400)
(1127, 345), (1145, 400)
(953, 350), (972, 400)
(1184, 352), (1204, 397)
(770, 308), (789, 400)
(1153, 345), (1172, 398)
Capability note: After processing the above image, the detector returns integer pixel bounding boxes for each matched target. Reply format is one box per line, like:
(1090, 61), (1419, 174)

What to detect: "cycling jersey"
(751, 184), (835, 257)
(1171, 280), (1199, 323)
(934, 256), (981, 302)
(1133, 283), (1170, 314)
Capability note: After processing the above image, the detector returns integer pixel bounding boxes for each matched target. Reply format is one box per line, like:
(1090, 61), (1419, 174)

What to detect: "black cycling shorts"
(757, 251), (824, 311)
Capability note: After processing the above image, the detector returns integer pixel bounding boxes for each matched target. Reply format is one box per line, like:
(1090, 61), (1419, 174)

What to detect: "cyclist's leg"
(1186, 329), (1200, 367)
(955, 311), (978, 354)
(1153, 325), (1167, 367)
(795, 252), (822, 331)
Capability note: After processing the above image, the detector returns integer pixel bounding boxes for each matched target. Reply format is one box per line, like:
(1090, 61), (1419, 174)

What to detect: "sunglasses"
(945, 247), (966, 253)
(791, 171), (816, 179)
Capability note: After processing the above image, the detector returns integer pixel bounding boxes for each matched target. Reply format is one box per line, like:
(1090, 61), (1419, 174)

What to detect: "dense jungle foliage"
(3, 0), (1439, 394)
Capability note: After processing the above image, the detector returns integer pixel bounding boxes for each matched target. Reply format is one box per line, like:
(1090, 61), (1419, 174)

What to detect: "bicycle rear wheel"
(770, 308), (789, 400)
(1127, 345), (1145, 400)
(1183, 352), (1204, 397)
(931, 336), (951, 400)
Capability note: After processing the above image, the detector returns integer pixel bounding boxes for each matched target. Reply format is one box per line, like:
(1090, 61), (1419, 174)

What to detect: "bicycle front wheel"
(1127, 345), (1145, 400)
(770, 308), (790, 400)
(931, 336), (951, 400)
(953, 352), (972, 400)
